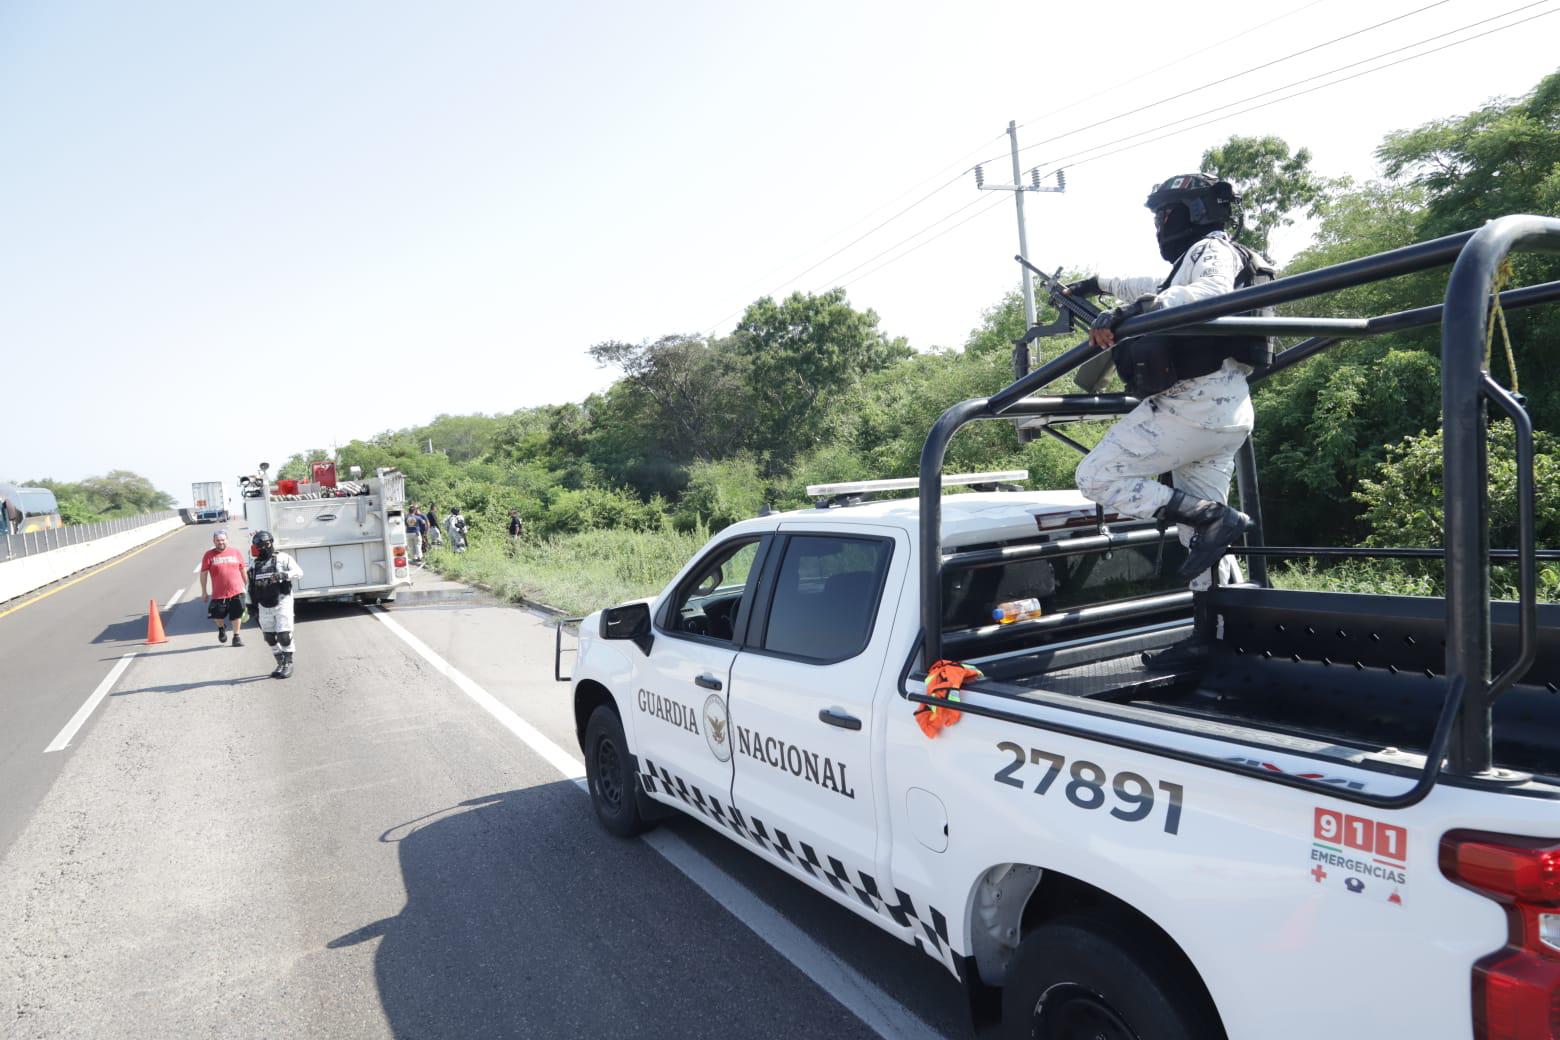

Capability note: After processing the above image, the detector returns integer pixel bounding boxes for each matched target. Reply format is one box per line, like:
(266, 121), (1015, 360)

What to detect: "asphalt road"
(0, 525), (975, 1039)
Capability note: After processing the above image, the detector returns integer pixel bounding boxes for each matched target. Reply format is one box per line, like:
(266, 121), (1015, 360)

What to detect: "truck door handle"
(818, 708), (861, 731)
(694, 673), (722, 691)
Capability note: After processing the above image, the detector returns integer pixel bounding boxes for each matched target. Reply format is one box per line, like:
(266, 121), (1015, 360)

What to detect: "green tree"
(1377, 70), (1560, 428)
(1354, 422), (1560, 599)
(673, 456), (770, 531)
(279, 448), (333, 480)
(587, 334), (745, 468)
(731, 289), (911, 472)
(31, 470), (175, 520)
(1200, 134), (1331, 254)
(1378, 72), (1560, 242)
(1256, 349), (1442, 543)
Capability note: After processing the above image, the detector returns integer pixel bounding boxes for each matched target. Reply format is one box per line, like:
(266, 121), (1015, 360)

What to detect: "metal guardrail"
(0, 510), (179, 563)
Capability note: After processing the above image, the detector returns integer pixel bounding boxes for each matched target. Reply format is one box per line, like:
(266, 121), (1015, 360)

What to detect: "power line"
(701, 0), (1352, 336)
(702, 0), (1458, 337)
(1015, 0), (1332, 134)
(698, 134), (1005, 336)
(707, 172), (967, 327)
(1029, 5), (1558, 177)
(1027, 0), (1554, 176)
(821, 3), (1553, 299)
(809, 193), (997, 293)
(834, 195), (1013, 293)
(974, 0), (1455, 170)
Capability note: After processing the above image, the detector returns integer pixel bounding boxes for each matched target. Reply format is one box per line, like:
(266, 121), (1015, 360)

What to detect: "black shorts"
(208, 595), (245, 621)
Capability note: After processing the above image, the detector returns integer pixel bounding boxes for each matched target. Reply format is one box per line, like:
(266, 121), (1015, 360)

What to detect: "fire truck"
(240, 462), (412, 604)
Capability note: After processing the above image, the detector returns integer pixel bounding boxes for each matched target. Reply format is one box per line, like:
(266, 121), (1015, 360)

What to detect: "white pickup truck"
(565, 215), (1560, 1040)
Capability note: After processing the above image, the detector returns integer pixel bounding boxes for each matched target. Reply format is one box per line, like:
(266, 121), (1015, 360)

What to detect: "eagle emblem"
(702, 693), (733, 762)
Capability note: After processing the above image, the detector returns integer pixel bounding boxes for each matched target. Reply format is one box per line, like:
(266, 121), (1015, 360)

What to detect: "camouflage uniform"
(1074, 232), (1253, 588)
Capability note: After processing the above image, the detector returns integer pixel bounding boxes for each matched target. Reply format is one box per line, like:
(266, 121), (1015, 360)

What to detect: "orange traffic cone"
(146, 599), (168, 645)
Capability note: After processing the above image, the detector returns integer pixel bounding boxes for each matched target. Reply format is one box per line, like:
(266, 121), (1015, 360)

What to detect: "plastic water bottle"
(991, 598), (1043, 624)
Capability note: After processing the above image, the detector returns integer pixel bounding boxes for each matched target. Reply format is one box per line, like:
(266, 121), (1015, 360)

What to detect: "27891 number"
(992, 742), (1185, 835)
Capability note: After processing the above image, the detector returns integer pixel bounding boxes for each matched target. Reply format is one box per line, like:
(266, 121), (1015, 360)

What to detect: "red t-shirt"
(201, 547), (248, 600)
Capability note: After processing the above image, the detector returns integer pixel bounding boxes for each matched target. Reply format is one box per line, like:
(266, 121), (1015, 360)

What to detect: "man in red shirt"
(200, 529), (250, 646)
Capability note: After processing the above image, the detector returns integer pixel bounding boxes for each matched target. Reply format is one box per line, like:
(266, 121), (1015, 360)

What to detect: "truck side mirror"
(601, 602), (654, 655)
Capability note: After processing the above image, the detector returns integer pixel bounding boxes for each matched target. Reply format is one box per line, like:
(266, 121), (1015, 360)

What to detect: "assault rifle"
(1011, 255), (1116, 396)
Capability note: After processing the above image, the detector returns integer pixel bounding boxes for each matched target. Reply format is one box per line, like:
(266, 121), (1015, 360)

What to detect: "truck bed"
(970, 587), (1560, 780)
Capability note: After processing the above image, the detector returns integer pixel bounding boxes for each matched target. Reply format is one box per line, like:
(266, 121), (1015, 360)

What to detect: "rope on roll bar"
(1485, 259), (1520, 392)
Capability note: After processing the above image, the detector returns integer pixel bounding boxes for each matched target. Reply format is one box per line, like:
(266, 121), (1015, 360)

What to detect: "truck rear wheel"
(1001, 915), (1221, 1040)
(584, 706), (654, 838)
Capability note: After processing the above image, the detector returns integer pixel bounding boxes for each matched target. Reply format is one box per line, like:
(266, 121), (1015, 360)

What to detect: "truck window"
(666, 539), (761, 644)
(760, 535), (891, 663)
(942, 534), (1189, 631)
(1050, 539), (1190, 611)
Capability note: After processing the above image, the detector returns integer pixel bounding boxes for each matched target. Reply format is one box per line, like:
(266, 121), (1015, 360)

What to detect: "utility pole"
(974, 120), (1066, 330)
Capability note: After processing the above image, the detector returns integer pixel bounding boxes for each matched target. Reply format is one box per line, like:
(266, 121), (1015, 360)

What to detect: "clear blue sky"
(3, 1), (1555, 506)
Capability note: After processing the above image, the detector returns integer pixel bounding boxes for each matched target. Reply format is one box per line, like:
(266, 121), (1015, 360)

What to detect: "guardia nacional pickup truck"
(563, 216), (1560, 1039)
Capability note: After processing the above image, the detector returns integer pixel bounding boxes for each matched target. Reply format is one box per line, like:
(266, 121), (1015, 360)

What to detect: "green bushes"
(673, 457), (769, 531)
(545, 486), (670, 534)
(427, 526), (709, 615)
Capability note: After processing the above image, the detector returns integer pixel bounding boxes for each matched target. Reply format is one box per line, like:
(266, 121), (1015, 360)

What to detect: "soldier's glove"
(1092, 292), (1162, 333)
(1063, 276), (1101, 298)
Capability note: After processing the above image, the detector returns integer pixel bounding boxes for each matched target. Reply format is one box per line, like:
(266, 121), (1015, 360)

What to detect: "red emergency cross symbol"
(1311, 865), (1327, 883)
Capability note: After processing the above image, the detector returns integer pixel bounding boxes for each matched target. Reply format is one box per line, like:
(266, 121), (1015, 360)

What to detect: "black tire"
(1000, 914), (1222, 1040)
(584, 706), (653, 838)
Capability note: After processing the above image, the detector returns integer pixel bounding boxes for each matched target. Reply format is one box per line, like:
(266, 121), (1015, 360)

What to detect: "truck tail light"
(1439, 830), (1560, 1040)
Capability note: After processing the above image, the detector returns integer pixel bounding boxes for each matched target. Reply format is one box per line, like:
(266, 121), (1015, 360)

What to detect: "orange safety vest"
(915, 660), (982, 739)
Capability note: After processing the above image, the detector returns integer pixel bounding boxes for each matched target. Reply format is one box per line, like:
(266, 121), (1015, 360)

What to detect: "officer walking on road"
(248, 530), (304, 679)
(1068, 174), (1272, 595)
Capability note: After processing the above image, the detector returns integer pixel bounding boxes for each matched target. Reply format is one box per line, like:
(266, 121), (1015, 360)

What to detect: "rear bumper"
(293, 577), (412, 601)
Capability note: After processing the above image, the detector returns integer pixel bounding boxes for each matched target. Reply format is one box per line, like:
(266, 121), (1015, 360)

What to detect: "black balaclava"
(1155, 203), (1220, 263)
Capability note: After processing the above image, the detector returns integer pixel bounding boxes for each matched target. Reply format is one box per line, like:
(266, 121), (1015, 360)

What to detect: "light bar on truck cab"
(807, 471), (1028, 499)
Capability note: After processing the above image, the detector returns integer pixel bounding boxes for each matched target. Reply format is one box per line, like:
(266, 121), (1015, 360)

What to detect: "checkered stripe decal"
(639, 757), (958, 976)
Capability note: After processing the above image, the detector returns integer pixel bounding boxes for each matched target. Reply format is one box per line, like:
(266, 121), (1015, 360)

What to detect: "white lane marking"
(165, 589), (184, 610)
(366, 606), (946, 1040)
(368, 607), (583, 779)
(45, 653), (137, 753)
(642, 829), (948, 1040)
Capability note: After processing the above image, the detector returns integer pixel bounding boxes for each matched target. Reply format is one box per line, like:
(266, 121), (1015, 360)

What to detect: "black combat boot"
(271, 652), (286, 679)
(1157, 488), (1252, 582)
(279, 652), (294, 679)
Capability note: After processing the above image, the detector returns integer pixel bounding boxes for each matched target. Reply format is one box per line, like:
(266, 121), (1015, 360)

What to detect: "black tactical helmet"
(251, 530), (275, 558)
(1145, 174), (1238, 261)
(1145, 173), (1238, 225)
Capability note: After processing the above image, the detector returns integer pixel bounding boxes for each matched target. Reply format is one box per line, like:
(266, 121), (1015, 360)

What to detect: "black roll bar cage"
(915, 214), (1560, 796)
